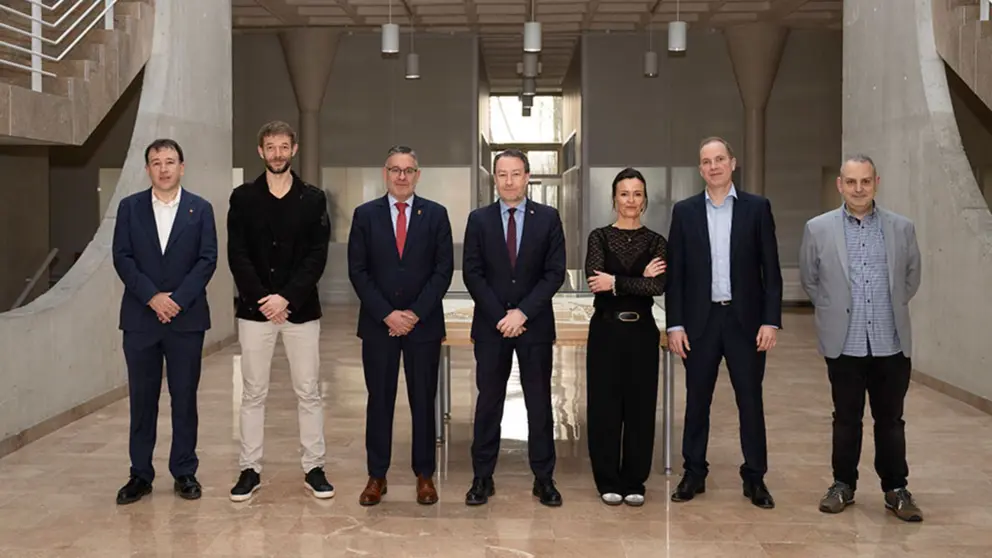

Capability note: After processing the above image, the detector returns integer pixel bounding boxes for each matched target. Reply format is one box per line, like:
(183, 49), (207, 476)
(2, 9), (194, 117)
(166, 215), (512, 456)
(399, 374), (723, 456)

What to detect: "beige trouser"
(237, 318), (325, 473)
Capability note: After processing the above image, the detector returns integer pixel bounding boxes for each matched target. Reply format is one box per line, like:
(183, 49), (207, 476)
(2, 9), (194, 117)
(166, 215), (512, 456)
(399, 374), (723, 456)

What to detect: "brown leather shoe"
(417, 475), (438, 505)
(359, 477), (387, 506)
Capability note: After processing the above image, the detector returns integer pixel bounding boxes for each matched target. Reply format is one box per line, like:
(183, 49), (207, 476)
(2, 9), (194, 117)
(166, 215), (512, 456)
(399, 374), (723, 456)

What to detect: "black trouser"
(123, 329), (205, 483)
(362, 336), (441, 479)
(586, 311), (660, 495)
(826, 352), (911, 492)
(471, 340), (555, 480)
(681, 303), (768, 483)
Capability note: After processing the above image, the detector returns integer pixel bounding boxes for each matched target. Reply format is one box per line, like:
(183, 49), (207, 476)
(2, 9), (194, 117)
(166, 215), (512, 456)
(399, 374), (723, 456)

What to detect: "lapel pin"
(417, 209), (422, 215)
(189, 208), (194, 213)
(529, 209), (535, 215)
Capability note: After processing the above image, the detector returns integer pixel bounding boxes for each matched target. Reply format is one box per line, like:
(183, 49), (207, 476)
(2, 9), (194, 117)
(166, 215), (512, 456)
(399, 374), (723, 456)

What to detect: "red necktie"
(507, 207), (517, 269)
(395, 202), (407, 258)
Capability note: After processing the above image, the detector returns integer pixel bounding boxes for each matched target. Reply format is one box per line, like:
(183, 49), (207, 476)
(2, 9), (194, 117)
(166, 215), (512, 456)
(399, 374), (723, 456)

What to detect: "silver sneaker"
(818, 481), (855, 514)
(884, 488), (923, 522)
(601, 492), (623, 506)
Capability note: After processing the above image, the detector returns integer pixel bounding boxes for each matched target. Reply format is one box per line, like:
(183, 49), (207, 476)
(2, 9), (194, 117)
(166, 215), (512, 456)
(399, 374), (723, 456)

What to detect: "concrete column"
(725, 23), (788, 195)
(278, 28), (341, 186)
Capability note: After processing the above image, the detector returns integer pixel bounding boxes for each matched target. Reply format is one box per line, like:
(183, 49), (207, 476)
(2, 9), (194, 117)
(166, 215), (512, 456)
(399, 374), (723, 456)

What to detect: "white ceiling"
(232, 0), (843, 90)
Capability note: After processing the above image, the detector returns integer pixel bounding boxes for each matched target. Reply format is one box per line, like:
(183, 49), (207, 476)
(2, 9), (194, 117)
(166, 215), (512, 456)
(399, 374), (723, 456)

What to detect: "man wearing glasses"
(347, 145), (454, 506)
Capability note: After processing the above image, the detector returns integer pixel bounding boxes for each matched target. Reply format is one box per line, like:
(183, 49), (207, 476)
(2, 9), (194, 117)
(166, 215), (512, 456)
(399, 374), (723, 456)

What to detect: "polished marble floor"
(2, 307), (992, 557)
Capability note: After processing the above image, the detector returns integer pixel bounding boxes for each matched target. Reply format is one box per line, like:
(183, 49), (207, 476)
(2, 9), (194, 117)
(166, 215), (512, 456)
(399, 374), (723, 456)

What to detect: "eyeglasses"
(387, 166), (419, 177)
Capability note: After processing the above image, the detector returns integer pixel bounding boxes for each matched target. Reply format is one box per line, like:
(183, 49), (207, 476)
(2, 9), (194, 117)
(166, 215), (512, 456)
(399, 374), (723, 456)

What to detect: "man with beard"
(227, 121), (333, 502)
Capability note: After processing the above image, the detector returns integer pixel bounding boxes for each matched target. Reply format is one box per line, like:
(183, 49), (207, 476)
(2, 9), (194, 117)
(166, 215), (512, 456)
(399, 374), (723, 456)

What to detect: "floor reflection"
(0, 307), (990, 556)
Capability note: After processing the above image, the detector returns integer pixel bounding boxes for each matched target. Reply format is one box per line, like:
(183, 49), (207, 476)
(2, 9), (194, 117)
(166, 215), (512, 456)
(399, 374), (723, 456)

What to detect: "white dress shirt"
(151, 187), (182, 254)
(388, 193), (414, 235)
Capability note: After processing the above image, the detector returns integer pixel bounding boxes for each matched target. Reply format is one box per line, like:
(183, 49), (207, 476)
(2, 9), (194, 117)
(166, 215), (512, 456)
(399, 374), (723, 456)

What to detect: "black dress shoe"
(533, 478), (562, 507)
(116, 476), (152, 505)
(671, 475), (706, 502)
(174, 475), (202, 500)
(465, 477), (495, 506)
(743, 480), (775, 509)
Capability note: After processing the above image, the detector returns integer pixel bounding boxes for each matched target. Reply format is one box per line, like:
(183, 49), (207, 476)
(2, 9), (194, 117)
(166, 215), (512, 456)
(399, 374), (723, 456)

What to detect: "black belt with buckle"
(617, 311), (640, 322)
(713, 300), (732, 306)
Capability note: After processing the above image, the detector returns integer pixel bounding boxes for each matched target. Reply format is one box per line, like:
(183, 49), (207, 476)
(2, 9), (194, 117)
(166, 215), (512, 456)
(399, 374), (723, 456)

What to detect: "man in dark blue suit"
(112, 139), (218, 505)
(666, 137), (783, 509)
(348, 145), (454, 506)
(462, 149), (566, 507)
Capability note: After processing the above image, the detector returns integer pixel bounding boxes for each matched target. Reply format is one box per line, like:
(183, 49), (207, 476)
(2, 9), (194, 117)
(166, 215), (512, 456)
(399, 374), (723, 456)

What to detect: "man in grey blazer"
(799, 154), (923, 522)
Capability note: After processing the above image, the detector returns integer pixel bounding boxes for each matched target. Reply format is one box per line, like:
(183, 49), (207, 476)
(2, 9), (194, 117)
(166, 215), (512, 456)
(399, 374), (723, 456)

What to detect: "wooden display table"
(434, 293), (676, 474)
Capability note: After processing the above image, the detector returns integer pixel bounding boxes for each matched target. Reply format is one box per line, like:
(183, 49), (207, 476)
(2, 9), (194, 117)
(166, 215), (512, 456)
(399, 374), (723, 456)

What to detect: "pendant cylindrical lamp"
(643, 50), (658, 77)
(522, 106), (532, 117)
(524, 21), (542, 52)
(523, 51), (539, 77)
(405, 52), (420, 79)
(668, 21), (687, 52)
(522, 77), (536, 96)
(521, 94), (533, 108)
(382, 23), (399, 54)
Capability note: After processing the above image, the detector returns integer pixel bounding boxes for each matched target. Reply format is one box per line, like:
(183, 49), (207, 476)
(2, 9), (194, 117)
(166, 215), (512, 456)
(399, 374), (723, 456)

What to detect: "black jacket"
(227, 171), (330, 323)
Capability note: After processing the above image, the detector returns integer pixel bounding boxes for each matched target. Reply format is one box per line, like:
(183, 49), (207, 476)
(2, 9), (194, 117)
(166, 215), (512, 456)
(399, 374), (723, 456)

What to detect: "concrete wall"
(562, 42), (582, 273)
(232, 31), (477, 303)
(843, 0), (992, 402)
(0, 148), (50, 310)
(947, 66), (992, 209)
(580, 29), (841, 296)
(0, 1), (235, 444)
(49, 75), (143, 281)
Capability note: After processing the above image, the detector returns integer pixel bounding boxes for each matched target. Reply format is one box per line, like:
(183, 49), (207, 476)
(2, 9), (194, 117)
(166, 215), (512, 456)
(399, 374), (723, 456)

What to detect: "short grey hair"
(385, 145), (418, 165)
(840, 154), (877, 176)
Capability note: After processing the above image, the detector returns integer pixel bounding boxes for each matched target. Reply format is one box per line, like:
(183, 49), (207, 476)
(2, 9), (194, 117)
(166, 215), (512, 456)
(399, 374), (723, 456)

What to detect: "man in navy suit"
(462, 149), (566, 507)
(666, 137), (783, 509)
(112, 139), (218, 505)
(347, 145), (454, 506)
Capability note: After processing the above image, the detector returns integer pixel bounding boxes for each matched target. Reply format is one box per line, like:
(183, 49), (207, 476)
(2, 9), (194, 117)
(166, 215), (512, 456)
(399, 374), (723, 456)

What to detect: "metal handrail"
(17, 0), (72, 11)
(0, 0), (118, 90)
(0, 0), (90, 29)
(10, 248), (58, 310)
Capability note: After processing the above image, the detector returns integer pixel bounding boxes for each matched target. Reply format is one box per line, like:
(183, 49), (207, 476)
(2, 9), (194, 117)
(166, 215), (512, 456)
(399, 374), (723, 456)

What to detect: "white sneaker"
(624, 494), (645, 507)
(601, 492), (623, 506)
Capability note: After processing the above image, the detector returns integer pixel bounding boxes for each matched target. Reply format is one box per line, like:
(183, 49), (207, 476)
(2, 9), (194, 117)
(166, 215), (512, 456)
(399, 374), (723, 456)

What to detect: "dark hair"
(611, 167), (648, 211)
(493, 148), (530, 173)
(257, 120), (297, 147)
(144, 139), (184, 164)
(386, 145), (419, 165)
(840, 153), (877, 176)
(698, 136), (735, 159)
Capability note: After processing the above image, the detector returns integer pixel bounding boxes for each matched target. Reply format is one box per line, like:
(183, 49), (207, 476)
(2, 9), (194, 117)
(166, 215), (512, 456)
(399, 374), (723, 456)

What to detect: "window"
(489, 95), (562, 144)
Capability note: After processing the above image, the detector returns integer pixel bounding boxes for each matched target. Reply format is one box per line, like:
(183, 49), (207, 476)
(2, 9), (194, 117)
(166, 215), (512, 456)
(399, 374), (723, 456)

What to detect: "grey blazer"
(799, 205), (921, 359)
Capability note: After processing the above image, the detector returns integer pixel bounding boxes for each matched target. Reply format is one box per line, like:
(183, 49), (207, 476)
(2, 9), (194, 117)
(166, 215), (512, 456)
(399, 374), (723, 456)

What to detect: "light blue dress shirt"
(499, 197), (526, 253)
(706, 185), (737, 302)
(388, 193), (414, 235)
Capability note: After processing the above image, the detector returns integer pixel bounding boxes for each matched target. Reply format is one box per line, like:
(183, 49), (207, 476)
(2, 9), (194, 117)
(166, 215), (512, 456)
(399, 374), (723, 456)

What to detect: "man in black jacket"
(227, 121), (333, 502)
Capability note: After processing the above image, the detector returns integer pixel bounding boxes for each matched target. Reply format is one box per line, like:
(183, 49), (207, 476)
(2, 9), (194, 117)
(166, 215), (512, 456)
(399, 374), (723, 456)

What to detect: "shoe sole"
(360, 486), (387, 506)
(304, 482), (335, 499)
(885, 503), (923, 522)
(175, 488), (202, 500)
(229, 484), (259, 503)
(116, 486), (153, 505)
(601, 496), (623, 506)
(819, 499), (855, 514)
(743, 488), (775, 509)
(671, 486), (705, 502)
(465, 487), (495, 506)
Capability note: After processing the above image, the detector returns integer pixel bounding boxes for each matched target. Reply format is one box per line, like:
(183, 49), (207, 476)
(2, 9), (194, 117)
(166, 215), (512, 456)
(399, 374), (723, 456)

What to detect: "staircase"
(933, 0), (992, 111)
(0, 0), (153, 144)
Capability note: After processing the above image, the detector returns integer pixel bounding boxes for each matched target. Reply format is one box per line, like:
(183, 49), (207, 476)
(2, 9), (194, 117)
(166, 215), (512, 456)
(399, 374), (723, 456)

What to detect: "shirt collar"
(388, 193), (415, 208)
(500, 197), (527, 214)
(704, 184), (737, 205)
(842, 200), (877, 221)
(152, 186), (182, 208)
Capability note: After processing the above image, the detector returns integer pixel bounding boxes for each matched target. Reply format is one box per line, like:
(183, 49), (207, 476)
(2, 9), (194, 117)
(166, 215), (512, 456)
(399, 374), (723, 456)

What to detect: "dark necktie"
(507, 207), (517, 269)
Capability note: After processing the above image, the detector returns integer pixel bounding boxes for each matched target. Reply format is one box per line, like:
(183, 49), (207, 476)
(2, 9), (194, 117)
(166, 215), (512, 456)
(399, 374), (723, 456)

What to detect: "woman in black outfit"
(585, 167), (667, 507)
